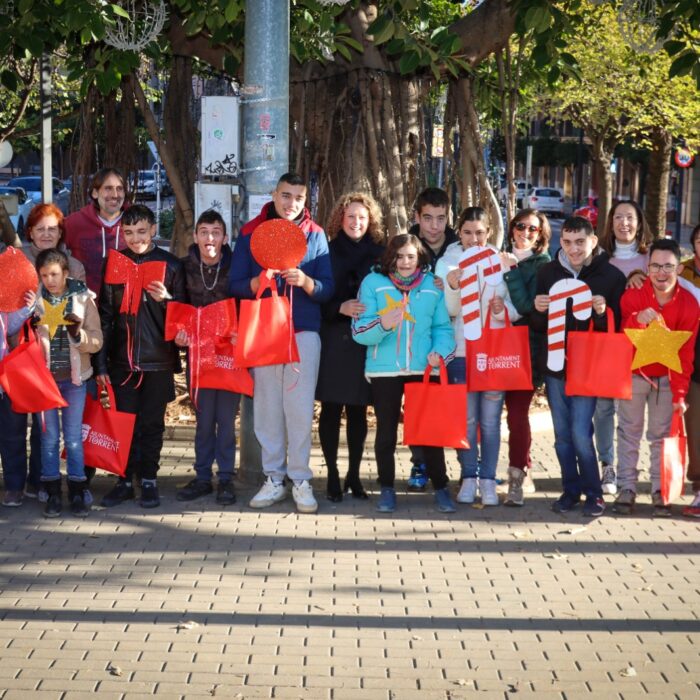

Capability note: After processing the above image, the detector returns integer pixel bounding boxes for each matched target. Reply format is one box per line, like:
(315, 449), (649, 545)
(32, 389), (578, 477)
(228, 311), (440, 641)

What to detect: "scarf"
(388, 269), (424, 293)
(512, 246), (534, 262)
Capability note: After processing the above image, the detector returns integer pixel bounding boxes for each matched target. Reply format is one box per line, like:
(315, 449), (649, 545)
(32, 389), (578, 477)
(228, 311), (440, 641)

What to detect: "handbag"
(466, 309), (533, 392)
(198, 338), (254, 397)
(660, 410), (686, 505)
(71, 383), (135, 477)
(234, 271), (300, 368)
(403, 358), (469, 449)
(0, 322), (68, 413)
(565, 308), (633, 399)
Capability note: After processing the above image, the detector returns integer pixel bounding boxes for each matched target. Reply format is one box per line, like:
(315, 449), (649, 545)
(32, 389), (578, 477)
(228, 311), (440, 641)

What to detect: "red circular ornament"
(0, 247), (38, 312)
(250, 219), (307, 270)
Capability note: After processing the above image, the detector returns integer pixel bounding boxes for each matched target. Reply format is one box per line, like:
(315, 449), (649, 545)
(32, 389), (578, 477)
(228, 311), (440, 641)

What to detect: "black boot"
(344, 470), (368, 500)
(43, 479), (62, 518)
(68, 480), (89, 518)
(326, 465), (342, 502)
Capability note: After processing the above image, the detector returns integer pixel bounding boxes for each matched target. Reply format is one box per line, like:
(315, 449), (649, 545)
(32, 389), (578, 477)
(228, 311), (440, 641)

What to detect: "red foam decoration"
(0, 247), (39, 312)
(104, 250), (166, 315)
(250, 219), (307, 270)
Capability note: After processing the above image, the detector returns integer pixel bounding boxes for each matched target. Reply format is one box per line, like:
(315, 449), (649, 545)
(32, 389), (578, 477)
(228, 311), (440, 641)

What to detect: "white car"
(498, 181), (531, 208)
(523, 187), (565, 218)
(0, 185), (34, 238)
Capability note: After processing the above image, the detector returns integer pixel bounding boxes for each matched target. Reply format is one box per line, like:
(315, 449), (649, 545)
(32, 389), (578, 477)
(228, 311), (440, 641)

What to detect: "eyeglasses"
(33, 226), (60, 235)
(648, 263), (677, 274)
(514, 223), (541, 233)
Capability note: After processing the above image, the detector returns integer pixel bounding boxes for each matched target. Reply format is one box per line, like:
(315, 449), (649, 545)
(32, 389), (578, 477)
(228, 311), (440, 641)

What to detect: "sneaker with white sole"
(601, 464), (617, 495)
(249, 477), (288, 509)
(480, 478), (499, 506)
(504, 467), (525, 507)
(292, 480), (318, 514)
(682, 491), (700, 518)
(456, 477), (477, 504)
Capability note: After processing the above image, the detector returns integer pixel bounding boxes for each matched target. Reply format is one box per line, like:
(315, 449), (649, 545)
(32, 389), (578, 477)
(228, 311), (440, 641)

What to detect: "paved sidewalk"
(0, 413), (698, 699)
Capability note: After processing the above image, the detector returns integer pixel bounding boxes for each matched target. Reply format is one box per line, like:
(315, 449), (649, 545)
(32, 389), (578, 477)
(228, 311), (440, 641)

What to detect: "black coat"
(95, 245), (186, 374)
(530, 250), (627, 380)
(182, 243), (233, 307)
(315, 232), (385, 405)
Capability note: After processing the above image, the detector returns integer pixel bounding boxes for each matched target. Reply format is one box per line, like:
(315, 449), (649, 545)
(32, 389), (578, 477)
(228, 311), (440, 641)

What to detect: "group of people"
(0, 168), (699, 521)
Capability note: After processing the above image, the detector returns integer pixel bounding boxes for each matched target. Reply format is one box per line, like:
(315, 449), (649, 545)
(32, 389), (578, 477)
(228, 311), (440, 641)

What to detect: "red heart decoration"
(250, 219), (308, 270)
(0, 247), (39, 312)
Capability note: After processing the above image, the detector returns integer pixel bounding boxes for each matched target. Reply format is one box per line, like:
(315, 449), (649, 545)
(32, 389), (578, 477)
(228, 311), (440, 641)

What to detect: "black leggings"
(318, 402), (368, 478)
(370, 376), (448, 490)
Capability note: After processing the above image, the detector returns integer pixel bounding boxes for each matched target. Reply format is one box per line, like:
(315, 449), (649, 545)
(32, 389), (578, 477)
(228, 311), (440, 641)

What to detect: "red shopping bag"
(0, 323), (67, 413)
(565, 309), (633, 399)
(72, 384), (135, 477)
(466, 309), (532, 392)
(198, 338), (254, 397)
(234, 271), (300, 368)
(661, 410), (686, 505)
(403, 359), (469, 449)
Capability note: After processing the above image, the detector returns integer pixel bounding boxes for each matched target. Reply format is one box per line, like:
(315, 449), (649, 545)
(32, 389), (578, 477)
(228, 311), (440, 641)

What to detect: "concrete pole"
(238, 0), (290, 476)
(40, 55), (52, 203)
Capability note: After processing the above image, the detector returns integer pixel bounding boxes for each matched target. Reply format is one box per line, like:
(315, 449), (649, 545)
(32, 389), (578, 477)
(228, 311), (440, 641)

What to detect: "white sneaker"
(292, 480), (318, 514)
(456, 478), (478, 504)
(601, 464), (617, 495)
(480, 479), (499, 506)
(249, 477), (288, 508)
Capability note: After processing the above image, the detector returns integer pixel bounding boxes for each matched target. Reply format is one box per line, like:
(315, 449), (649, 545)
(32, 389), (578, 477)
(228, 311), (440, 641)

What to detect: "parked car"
(0, 185), (34, 238)
(6, 175), (71, 214)
(574, 197), (599, 229)
(523, 187), (566, 218)
(136, 169), (168, 199)
(498, 181), (531, 208)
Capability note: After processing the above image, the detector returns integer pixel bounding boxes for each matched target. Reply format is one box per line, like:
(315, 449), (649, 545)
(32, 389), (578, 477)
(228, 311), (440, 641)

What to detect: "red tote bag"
(403, 359), (469, 449)
(75, 384), (135, 477)
(198, 338), (254, 397)
(466, 309), (533, 392)
(234, 272), (300, 368)
(661, 411), (687, 505)
(565, 309), (633, 399)
(0, 323), (67, 413)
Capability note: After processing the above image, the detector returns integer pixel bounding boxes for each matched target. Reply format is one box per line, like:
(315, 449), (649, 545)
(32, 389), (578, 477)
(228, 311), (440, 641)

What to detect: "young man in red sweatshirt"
(614, 238), (699, 516)
(64, 168), (127, 294)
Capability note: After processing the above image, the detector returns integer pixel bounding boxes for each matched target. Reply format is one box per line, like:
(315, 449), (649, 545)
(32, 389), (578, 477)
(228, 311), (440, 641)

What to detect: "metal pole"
(40, 55), (52, 203)
(675, 166), (683, 242)
(239, 0), (290, 474)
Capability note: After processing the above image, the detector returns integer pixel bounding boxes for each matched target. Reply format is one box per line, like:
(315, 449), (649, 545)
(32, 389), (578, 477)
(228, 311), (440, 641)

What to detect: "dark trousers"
(110, 369), (175, 480)
(505, 388), (535, 470)
(193, 388), (241, 482)
(370, 376), (448, 490)
(318, 402), (368, 477)
(0, 395), (42, 491)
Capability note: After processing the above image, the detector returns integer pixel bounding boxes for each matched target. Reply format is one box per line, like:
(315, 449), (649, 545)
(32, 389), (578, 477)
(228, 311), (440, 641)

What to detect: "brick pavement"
(0, 411), (699, 699)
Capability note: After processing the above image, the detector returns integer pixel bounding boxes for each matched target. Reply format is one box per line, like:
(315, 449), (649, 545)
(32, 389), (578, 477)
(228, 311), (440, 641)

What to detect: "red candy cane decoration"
(547, 278), (592, 371)
(458, 246), (503, 340)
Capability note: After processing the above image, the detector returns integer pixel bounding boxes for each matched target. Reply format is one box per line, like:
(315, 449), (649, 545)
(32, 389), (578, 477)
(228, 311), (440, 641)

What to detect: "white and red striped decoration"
(547, 278), (592, 371)
(458, 246), (503, 340)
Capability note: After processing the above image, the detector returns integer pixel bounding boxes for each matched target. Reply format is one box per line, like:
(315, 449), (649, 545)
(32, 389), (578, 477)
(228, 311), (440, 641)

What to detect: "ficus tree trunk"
(590, 133), (615, 236)
(644, 128), (672, 238)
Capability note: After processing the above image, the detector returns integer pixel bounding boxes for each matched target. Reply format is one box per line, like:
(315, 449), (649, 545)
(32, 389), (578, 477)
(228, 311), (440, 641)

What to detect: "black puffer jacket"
(95, 246), (186, 374)
(182, 243), (232, 307)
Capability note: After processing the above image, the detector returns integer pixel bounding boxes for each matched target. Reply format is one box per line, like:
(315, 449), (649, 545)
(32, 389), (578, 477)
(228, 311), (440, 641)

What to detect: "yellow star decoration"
(40, 299), (75, 340)
(624, 318), (693, 373)
(378, 293), (415, 325)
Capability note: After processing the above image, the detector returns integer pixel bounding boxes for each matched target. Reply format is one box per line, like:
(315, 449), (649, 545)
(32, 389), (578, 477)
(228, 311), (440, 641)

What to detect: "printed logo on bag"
(81, 422), (120, 452)
(214, 354), (234, 370)
(475, 352), (522, 372)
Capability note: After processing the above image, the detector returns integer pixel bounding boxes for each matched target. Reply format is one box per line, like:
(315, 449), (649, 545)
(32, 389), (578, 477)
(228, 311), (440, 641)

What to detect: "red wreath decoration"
(250, 219), (307, 270)
(0, 247), (39, 312)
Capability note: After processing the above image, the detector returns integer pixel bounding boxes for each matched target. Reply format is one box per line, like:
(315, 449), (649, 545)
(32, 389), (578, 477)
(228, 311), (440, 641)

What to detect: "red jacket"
(240, 202), (323, 237)
(64, 203), (125, 293)
(621, 279), (699, 402)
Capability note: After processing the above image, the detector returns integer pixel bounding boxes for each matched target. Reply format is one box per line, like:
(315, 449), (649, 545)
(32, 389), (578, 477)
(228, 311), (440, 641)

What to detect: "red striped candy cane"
(547, 278), (592, 371)
(458, 246), (503, 340)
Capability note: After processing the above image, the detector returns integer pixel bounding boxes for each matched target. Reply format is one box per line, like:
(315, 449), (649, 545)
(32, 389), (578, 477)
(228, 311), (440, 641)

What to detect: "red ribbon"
(104, 250), (167, 316)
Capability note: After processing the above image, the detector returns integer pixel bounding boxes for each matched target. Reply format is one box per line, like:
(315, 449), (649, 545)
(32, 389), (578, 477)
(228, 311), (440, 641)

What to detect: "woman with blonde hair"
(316, 192), (386, 501)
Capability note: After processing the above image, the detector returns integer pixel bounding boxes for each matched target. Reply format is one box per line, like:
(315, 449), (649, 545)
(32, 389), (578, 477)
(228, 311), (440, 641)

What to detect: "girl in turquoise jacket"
(352, 234), (456, 514)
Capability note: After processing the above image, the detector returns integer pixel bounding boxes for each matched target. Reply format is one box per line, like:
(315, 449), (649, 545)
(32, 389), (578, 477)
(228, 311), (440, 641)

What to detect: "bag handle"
(422, 356), (448, 385)
(483, 304), (512, 330)
(255, 270), (279, 300)
(670, 408), (686, 439)
(586, 307), (615, 334)
(102, 382), (118, 412)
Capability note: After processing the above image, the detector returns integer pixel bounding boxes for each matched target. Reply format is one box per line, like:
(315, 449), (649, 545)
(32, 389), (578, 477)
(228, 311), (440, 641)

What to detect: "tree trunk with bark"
(644, 128), (672, 238)
(590, 133), (614, 236)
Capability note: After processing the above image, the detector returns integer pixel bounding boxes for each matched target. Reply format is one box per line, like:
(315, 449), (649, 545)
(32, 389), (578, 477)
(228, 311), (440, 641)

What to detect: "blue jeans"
(41, 381), (87, 482)
(0, 394), (42, 491)
(447, 358), (504, 480)
(194, 388), (241, 482)
(545, 375), (601, 500)
(593, 397), (615, 465)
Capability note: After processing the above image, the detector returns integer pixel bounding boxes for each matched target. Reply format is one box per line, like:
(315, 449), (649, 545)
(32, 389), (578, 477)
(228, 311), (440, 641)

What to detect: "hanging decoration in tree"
(617, 0), (665, 55)
(103, 0), (168, 52)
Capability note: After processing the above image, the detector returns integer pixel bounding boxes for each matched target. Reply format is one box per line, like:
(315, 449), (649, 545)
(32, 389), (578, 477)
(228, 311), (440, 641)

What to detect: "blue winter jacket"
(352, 271), (455, 376)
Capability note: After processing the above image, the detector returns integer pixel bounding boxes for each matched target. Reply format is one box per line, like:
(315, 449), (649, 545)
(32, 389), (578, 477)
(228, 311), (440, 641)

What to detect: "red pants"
(505, 388), (535, 471)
